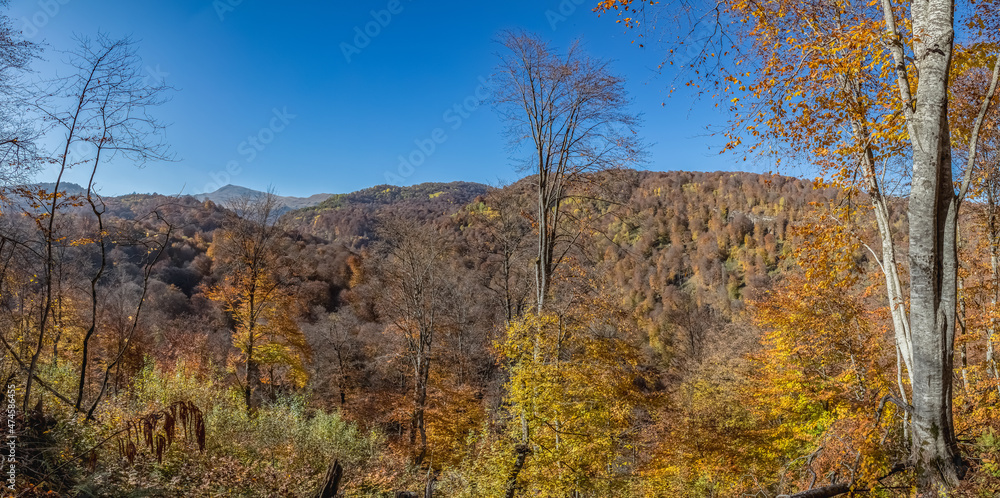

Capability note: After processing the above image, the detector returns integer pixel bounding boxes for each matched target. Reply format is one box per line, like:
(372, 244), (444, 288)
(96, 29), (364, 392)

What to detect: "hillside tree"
(492, 30), (644, 313)
(207, 192), (310, 417)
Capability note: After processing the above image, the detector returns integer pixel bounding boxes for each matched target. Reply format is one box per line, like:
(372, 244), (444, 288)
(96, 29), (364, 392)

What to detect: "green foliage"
(979, 430), (1000, 479)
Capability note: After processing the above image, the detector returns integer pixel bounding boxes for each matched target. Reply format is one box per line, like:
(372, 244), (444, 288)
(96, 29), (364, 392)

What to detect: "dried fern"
(116, 401), (206, 465)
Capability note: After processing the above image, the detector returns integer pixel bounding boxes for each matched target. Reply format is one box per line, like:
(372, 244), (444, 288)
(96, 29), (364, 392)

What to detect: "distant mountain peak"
(31, 182), (88, 194)
(194, 185), (333, 214)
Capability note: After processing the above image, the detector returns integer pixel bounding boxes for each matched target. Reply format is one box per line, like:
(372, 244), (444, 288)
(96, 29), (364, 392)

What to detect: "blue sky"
(8, 0), (756, 197)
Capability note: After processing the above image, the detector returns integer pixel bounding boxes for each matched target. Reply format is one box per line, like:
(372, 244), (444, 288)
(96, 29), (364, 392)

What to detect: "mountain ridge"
(15, 180), (493, 215)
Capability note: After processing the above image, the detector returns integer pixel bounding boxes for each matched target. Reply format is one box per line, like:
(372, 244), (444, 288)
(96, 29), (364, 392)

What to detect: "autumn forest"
(3, 0), (1000, 497)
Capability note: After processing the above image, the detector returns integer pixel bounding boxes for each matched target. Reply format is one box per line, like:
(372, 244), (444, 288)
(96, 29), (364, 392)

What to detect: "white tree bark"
(906, 0), (962, 492)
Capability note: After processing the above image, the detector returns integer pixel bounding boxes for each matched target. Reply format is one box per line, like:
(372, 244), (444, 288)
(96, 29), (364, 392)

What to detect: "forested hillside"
(5, 168), (951, 496)
(7, 167), (1000, 497)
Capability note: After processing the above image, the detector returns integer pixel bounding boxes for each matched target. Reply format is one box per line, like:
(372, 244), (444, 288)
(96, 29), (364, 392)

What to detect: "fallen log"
(778, 483), (851, 498)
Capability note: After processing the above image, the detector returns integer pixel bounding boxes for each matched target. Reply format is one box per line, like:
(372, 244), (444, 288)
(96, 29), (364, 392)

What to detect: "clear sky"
(8, 0), (756, 197)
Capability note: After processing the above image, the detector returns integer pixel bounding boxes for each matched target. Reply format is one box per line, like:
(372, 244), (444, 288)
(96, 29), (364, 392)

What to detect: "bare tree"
(304, 311), (358, 407)
(492, 30), (644, 313)
(477, 185), (533, 325)
(367, 215), (456, 465)
(0, 0), (40, 195)
(15, 34), (172, 414)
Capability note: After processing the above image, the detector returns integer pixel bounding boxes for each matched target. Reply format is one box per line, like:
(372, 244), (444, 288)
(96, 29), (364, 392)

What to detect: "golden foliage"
(492, 311), (650, 496)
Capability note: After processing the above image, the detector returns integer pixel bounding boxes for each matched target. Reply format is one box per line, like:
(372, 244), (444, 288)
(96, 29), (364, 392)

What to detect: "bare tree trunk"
(841, 67), (914, 386)
(85, 220), (173, 420)
(370, 216), (451, 467)
(334, 343), (347, 405)
(535, 184), (557, 314)
(504, 444), (530, 498)
(412, 350), (429, 465)
(958, 277), (970, 393)
(424, 470), (435, 498)
(871, 192), (913, 383)
(879, 0), (965, 490)
(76, 168), (108, 411)
(245, 354), (259, 418)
